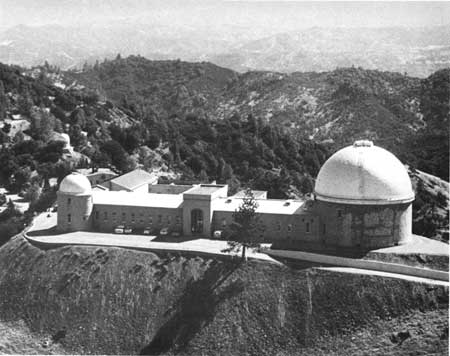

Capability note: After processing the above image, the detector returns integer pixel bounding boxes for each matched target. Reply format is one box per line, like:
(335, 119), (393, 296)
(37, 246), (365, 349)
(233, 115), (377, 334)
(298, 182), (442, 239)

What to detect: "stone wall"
(212, 211), (319, 243)
(57, 192), (93, 232)
(313, 200), (412, 249)
(92, 205), (183, 233)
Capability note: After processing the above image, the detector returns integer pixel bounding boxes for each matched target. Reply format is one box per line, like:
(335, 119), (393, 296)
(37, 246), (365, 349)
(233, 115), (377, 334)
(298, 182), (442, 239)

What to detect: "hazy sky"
(1, 1), (449, 31)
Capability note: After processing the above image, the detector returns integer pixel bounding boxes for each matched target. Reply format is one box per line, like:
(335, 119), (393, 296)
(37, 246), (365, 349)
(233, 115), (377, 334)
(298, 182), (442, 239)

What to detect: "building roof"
(59, 173), (92, 195)
(109, 169), (158, 191)
(92, 191), (183, 208)
(214, 197), (307, 215)
(314, 140), (414, 205)
(186, 185), (225, 195)
(148, 184), (194, 194)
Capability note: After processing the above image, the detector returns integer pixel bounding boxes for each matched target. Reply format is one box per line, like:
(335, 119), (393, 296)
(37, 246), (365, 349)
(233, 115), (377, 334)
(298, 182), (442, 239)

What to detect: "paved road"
(372, 234), (449, 256)
(26, 212), (275, 262)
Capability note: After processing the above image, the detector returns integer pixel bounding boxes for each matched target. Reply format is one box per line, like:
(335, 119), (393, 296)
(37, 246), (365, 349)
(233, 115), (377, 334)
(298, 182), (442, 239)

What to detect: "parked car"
(214, 230), (229, 239)
(160, 227), (169, 236)
(143, 226), (152, 235)
(124, 226), (133, 234)
(114, 225), (125, 234)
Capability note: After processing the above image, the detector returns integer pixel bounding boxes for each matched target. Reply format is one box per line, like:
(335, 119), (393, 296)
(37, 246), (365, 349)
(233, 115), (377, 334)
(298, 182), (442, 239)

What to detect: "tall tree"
(224, 188), (264, 260)
(0, 81), (7, 119)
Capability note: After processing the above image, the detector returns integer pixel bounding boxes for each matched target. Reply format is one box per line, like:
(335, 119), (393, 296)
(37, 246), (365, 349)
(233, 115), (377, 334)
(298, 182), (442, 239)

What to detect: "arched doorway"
(191, 209), (203, 234)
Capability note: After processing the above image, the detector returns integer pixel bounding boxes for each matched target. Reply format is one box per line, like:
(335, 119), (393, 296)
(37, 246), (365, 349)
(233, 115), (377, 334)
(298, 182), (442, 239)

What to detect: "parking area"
(25, 212), (276, 262)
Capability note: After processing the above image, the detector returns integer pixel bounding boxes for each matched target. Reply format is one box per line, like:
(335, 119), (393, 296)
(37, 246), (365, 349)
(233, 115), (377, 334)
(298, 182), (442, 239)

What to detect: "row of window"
(219, 218), (314, 233)
(93, 210), (181, 225)
(66, 214), (89, 223)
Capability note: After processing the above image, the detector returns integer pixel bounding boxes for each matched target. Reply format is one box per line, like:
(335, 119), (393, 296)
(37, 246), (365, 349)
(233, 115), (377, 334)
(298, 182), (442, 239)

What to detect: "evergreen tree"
(224, 188), (264, 260)
(0, 81), (7, 119)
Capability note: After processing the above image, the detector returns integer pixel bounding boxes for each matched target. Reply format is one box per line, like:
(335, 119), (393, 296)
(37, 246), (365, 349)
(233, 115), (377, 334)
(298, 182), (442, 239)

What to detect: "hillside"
(0, 236), (447, 355)
(64, 59), (426, 151)
(410, 168), (450, 241)
(211, 26), (450, 78)
(65, 58), (449, 177)
(0, 60), (448, 242)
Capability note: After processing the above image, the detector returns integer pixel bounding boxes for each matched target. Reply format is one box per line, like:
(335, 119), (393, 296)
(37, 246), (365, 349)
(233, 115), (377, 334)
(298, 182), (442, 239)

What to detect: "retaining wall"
(268, 249), (449, 281)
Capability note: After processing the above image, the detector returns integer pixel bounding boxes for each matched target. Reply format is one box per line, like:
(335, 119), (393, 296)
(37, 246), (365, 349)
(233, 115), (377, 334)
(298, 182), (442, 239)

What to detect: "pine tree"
(0, 81), (7, 119)
(224, 188), (264, 260)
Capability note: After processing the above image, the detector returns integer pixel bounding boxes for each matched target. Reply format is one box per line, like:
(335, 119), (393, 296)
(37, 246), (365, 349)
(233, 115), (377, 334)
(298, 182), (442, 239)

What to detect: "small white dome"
(61, 133), (71, 146)
(59, 173), (92, 195)
(314, 141), (414, 205)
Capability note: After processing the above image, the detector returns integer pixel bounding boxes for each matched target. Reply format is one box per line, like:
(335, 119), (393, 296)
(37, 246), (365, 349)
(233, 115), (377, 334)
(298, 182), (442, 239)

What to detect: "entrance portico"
(182, 185), (228, 237)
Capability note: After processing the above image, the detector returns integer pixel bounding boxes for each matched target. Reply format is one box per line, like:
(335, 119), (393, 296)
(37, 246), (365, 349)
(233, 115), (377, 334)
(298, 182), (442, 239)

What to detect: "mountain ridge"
(1, 24), (449, 77)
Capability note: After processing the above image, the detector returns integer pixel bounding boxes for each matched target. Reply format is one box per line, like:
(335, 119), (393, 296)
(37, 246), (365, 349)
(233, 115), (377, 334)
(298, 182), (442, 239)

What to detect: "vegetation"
(0, 58), (448, 244)
(0, 201), (32, 246)
(225, 188), (264, 260)
(403, 69), (450, 181)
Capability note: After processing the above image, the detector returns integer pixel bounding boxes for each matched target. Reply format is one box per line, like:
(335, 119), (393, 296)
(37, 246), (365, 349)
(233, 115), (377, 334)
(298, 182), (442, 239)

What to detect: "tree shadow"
(151, 235), (201, 243)
(27, 226), (59, 237)
(140, 260), (243, 355)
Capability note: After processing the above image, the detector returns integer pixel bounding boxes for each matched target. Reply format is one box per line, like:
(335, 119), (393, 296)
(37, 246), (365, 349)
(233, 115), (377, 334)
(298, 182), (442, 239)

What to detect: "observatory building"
(57, 140), (414, 251)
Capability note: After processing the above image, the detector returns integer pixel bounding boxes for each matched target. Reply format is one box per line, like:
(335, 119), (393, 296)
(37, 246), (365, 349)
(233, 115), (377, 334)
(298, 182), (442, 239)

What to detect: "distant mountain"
(1, 24), (449, 77)
(211, 26), (450, 78)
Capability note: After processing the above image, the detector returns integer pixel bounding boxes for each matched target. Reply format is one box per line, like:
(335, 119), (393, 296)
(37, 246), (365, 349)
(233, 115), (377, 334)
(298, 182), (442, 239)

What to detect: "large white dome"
(314, 140), (414, 205)
(59, 173), (92, 195)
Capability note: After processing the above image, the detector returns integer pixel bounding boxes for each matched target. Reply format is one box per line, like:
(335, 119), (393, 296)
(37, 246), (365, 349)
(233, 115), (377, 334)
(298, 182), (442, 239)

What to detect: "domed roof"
(59, 173), (92, 195)
(314, 140), (414, 205)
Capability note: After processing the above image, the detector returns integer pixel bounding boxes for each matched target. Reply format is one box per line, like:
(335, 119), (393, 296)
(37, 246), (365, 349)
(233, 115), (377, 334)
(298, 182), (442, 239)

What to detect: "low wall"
(267, 249), (449, 282)
(23, 233), (274, 265)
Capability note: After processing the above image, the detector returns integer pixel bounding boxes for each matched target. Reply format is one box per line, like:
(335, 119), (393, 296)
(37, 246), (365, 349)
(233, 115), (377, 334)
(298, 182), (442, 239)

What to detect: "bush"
(0, 193), (6, 206)
(29, 188), (57, 213)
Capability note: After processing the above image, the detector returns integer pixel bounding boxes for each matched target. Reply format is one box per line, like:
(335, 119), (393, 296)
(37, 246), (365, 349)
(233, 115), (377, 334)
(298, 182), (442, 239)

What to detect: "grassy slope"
(0, 235), (447, 355)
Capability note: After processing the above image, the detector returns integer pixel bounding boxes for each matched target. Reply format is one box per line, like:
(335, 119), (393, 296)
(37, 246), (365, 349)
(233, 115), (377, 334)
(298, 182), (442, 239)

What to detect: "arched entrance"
(191, 209), (203, 234)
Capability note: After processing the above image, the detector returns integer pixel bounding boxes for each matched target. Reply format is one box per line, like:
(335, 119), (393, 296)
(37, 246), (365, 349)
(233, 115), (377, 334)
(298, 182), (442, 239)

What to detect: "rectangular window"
(140, 213), (144, 224)
(95, 211), (99, 220)
(276, 222), (281, 231)
(122, 212), (126, 223)
(131, 213), (135, 223)
(158, 215), (162, 224)
(176, 216), (181, 225)
(104, 212), (108, 221)
(167, 215), (172, 225)
(221, 218), (227, 228)
(287, 224), (292, 232)
(67, 214), (71, 223)
(337, 209), (342, 218)
(67, 198), (71, 205)
(112, 212), (117, 222)
(306, 222), (310, 233)
(149, 215), (153, 225)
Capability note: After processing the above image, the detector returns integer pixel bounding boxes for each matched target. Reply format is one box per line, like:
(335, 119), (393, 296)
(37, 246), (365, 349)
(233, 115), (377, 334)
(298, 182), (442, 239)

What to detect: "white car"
(124, 226), (133, 234)
(143, 227), (152, 235)
(160, 227), (169, 236)
(114, 225), (124, 234)
(213, 230), (223, 239)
